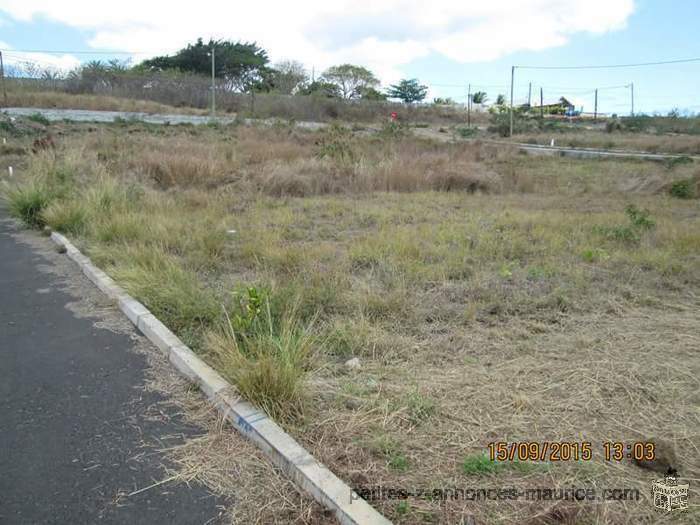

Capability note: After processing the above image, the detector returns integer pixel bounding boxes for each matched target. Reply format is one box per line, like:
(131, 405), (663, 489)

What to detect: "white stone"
(344, 357), (361, 370)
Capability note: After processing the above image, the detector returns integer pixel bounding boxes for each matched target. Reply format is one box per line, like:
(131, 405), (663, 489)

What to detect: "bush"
(28, 113), (51, 126)
(41, 200), (88, 234)
(625, 204), (655, 229)
(455, 126), (477, 138)
(669, 178), (696, 199)
(315, 123), (356, 164)
(488, 112), (537, 137)
(594, 205), (655, 244)
(605, 119), (623, 133)
(4, 182), (54, 228)
(207, 288), (316, 421)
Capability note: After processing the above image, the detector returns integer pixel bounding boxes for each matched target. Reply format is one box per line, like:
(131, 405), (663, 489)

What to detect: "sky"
(0, 0), (698, 115)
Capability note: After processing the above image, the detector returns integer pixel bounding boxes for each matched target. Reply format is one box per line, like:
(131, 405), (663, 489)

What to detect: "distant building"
(520, 97), (575, 115)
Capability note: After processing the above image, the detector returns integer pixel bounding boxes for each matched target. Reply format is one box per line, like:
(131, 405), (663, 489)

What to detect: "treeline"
(10, 38), (480, 105)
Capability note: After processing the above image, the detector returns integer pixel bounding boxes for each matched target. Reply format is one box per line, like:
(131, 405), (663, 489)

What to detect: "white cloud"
(0, 41), (80, 73)
(0, 0), (635, 85)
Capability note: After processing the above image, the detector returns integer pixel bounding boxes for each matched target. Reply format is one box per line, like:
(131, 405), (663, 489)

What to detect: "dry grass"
(3, 118), (699, 524)
(517, 130), (700, 155)
(5, 88), (207, 115)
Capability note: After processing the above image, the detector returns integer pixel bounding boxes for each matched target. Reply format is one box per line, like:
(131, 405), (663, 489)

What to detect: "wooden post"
(509, 66), (515, 137)
(631, 82), (635, 116)
(594, 88), (598, 122)
(540, 87), (543, 120)
(468, 84), (472, 127)
(0, 51), (7, 106)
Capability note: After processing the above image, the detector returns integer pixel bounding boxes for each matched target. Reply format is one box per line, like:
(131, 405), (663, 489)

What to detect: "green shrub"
(488, 112), (537, 137)
(455, 126), (477, 138)
(593, 205), (655, 244)
(207, 291), (316, 421)
(625, 204), (655, 229)
(4, 182), (54, 228)
(315, 123), (356, 164)
(669, 178), (695, 199)
(664, 156), (693, 170)
(41, 200), (88, 234)
(28, 113), (51, 126)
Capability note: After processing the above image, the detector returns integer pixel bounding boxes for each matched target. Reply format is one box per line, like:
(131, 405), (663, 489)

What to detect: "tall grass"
(5, 182), (54, 227)
(207, 289), (316, 421)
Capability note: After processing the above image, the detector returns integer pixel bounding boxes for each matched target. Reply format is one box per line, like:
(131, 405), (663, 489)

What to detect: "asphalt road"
(0, 210), (225, 524)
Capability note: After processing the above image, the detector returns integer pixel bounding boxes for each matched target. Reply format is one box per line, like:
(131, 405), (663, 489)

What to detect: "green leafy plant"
(207, 289), (316, 421)
(625, 204), (655, 229)
(315, 123), (356, 164)
(28, 113), (51, 126)
(593, 205), (655, 244)
(669, 178), (696, 199)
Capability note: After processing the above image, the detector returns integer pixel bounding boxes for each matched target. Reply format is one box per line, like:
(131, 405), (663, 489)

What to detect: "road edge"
(49, 231), (391, 525)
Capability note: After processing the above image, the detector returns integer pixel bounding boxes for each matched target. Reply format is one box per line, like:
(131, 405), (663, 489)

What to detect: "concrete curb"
(48, 232), (390, 525)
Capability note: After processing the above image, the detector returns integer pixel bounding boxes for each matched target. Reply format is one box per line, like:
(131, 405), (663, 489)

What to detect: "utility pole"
(467, 83), (471, 128)
(311, 66), (315, 83)
(630, 82), (635, 116)
(509, 65), (515, 137)
(210, 46), (216, 117)
(540, 87), (544, 120)
(527, 82), (532, 107)
(594, 88), (598, 122)
(0, 51), (6, 106)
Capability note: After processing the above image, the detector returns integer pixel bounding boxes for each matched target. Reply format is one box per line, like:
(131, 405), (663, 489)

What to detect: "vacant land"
(2, 116), (698, 524)
(517, 131), (700, 156)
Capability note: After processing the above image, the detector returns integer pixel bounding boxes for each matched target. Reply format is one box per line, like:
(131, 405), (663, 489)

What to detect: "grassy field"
(2, 116), (699, 524)
(516, 131), (700, 155)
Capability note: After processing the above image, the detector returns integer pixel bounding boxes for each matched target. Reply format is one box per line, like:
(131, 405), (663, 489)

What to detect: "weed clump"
(207, 286), (316, 422)
(594, 204), (656, 244)
(315, 123), (356, 166)
(28, 113), (51, 126)
(5, 182), (54, 228)
(668, 178), (696, 199)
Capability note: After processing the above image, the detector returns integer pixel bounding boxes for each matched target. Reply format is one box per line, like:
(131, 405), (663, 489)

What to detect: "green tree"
(298, 80), (341, 98)
(471, 91), (488, 104)
(321, 64), (379, 99)
(386, 79), (428, 104)
(359, 86), (387, 101)
(139, 38), (270, 92)
(495, 94), (506, 105)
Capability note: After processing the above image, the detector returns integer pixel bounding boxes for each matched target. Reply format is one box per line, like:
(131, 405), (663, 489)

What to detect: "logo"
(651, 474), (689, 513)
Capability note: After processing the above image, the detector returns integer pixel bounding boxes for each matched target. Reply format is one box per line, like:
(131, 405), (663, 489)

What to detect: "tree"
(270, 60), (308, 95)
(495, 94), (506, 105)
(433, 97), (455, 105)
(386, 79), (428, 104)
(471, 91), (488, 104)
(321, 64), (379, 99)
(298, 80), (341, 98)
(139, 38), (270, 92)
(359, 86), (387, 101)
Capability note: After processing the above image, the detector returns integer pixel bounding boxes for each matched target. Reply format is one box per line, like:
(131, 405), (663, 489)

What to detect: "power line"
(0, 48), (156, 55)
(516, 57), (700, 70)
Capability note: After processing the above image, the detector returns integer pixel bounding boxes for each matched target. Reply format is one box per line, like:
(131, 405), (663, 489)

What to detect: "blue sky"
(0, 0), (697, 114)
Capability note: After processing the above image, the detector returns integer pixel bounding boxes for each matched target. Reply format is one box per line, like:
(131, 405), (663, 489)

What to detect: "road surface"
(0, 209), (227, 524)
